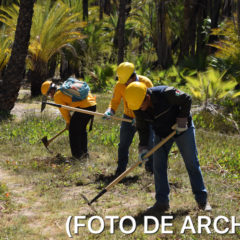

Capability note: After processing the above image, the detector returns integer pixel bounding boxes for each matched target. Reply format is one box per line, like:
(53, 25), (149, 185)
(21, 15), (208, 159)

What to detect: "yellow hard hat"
(117, 62), (135, 84)
(124, 82), (147, 110)
(41, 80), (52, 95)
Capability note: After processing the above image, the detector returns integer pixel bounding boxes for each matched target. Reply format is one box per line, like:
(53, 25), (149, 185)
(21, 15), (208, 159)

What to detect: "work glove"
(131, 118), (136, 127)
(103, 108), (114, 120)
(138, 147), (149, 162)
(172, 117), (188, 134)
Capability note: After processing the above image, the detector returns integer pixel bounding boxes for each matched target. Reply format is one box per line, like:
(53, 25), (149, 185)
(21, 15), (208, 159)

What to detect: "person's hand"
(102, 108), (114, 120)
(66, 123), (70, 130)
(172, 118), (188, 134)
(138, 147), (149, 162)
(131, 118), (136, 127)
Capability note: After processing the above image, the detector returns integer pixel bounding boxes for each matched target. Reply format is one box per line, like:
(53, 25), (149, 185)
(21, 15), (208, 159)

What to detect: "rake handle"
(44, 102), (132, 123)
(88, 130), (176, 205)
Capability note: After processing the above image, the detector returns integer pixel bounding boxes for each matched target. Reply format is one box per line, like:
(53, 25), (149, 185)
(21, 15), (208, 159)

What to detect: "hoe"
(41, 98), (132, 123)
(80, 130), (176, 212)
(40, 98), (132, 152)
(41, 127), (67, 152)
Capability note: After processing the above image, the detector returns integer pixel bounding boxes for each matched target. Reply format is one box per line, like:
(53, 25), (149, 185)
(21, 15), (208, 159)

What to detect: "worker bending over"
(124, 81), (211, 213)
(41, 78), (96, 160)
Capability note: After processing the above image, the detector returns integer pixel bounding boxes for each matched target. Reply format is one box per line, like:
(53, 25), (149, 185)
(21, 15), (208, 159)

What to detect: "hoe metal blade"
(41, 96), (47, 112)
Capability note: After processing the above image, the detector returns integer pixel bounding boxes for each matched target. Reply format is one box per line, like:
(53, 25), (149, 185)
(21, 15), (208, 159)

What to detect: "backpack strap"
(89, 115), (94, 131)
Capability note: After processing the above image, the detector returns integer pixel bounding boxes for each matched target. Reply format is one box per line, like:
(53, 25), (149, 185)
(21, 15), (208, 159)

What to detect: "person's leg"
(174, 125), (208, 205)
(145, 125), (154, 173)
(153, 135), (174, 204)
(69, 106), (96, 158)
(116, 115), (136, 175)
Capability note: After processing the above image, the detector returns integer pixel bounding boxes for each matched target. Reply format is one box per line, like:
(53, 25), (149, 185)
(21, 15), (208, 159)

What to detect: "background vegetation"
(0, 0), (239, 239)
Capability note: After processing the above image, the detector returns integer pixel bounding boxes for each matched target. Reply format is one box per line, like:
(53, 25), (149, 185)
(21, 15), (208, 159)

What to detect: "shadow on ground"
(94, 173), (139, 188)
(119, 208), (191, 227)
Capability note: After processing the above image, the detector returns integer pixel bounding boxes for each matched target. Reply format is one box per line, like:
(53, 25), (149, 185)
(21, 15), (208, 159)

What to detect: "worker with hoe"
(41, 78), (96, 160)
(124, 81), (211, 213)
(103, 62), (154, 176)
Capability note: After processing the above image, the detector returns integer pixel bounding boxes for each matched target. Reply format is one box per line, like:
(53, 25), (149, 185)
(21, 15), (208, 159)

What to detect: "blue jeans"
(117, 115), (154, 172)
(153, 125), (207, 204)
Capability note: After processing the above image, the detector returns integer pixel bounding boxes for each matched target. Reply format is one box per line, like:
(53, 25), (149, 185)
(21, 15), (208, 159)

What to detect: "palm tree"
(28, 0), (86, 96)
(185, 68), (239, 108)
(0, 0), (35, 117)
(0, 0), (87, 96)
(0, 28), (12, 78)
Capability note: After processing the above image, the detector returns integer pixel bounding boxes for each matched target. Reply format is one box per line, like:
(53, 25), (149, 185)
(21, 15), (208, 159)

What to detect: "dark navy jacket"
(134, 86), (193, 147)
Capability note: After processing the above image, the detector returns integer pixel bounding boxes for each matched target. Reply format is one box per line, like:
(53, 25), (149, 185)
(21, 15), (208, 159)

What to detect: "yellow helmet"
(117, 62), (135, 84)
(41, 80), (52, 95)
(124, 82), (147, 110)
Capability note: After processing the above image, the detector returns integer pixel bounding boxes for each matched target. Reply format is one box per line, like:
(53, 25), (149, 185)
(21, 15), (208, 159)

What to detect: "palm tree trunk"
(99, 0), (104, 20)
(83, 0), (88, 21)
(0, 0), (35, 117)
(208, 0), (222, 51)
(104, 0), (112, 15)
(196, 0), (208, 60)
(178, 0), (198, 61)
(155, 0), (173, 69)
(237, 0), (240, 36)
(222, 0), (232, 17)
(117, 0), (127, 64)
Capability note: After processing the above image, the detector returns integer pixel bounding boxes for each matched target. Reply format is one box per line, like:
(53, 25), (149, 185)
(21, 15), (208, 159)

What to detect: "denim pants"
(117, 115), (154, 172)
(153, 125), (207, 204)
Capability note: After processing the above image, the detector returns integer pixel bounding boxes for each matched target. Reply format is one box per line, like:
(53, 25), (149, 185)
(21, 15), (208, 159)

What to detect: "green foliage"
(184, 68), (239, 106)
(0, 0), (86, 76)
(0, 3), (18, 73)
(0, 182), (12, 212)
(0, 0), (18, 6)
(209, 18), (240, 82)
(0, 91), (240, 239)
(193, 110), (238, 134)
(147, 66), (195, 89)
(0, 28), (11, 72)
(82, 18), (113, 68)
(85, 63), (117, 92)
(60, 0), (82, 13)
(0, 114), (65, 145)
(29, 0), (86, 70)
(0, 182), (8, 197)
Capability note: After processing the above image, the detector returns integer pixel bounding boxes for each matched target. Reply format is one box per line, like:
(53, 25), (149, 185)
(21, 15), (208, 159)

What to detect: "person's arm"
(163, 87), (192, 117)
(108, 83), (124, 113)
(164, 87), (192, 132)
(54, 91), (71, 124)
(134, 110), (150, 148)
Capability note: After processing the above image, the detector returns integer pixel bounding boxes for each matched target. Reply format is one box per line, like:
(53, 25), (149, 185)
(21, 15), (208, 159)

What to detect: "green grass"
(0, 91), (240, 240)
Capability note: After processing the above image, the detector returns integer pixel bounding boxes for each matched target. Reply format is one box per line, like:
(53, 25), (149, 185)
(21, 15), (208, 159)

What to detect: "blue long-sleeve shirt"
(134, 86), (192, 147)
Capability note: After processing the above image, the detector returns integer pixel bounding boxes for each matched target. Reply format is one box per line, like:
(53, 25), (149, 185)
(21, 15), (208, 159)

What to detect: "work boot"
(198, 202), (212, 211)
(145, 202), (170, 215)
(80, 152), (89, 160)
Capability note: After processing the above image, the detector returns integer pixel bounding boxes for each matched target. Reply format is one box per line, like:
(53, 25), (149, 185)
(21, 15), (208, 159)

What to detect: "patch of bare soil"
(0, 168), (35, 215)
(11, 89), (60, 121)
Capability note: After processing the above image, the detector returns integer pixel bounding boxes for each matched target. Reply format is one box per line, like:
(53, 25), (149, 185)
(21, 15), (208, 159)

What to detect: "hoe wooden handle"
(47, 128), (67, 144)
(44, 102), (132, 123)
(88, 130), (176, 205)
(106, 130), (176, 190)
